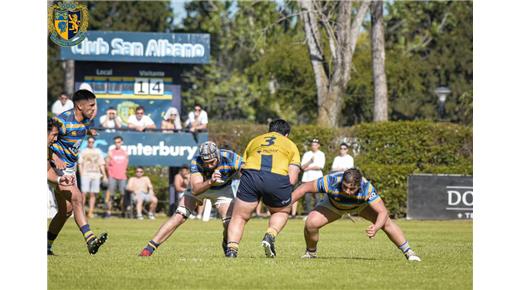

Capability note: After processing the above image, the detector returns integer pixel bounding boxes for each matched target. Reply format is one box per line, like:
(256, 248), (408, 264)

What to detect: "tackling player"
(226, 119), (300, 258)
(48, 118), (74, 186)
(139, 141), (243, 256)
(47, 90), (108, 255)
(292, 168), (421, 261)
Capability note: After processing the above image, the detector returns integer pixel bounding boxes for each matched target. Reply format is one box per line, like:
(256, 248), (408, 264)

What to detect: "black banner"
(407, 174), (473, 220)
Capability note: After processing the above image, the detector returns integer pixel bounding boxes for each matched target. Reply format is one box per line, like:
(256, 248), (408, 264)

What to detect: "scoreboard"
(73, 61), (185, 127)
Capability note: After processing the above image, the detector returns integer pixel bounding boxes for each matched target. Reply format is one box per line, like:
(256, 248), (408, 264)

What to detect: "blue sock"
(145, 240), (160, 253)
(398, 241), (411, 253)
(80, 224), (95, 243)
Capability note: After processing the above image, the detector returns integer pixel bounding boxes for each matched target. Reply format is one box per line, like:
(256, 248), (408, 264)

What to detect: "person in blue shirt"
(291, 168), (421, 261)
(47, 89), (108, 256)
(139, 141), (243, 256)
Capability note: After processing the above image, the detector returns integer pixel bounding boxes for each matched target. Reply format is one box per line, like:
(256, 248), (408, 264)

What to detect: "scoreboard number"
(134, 78), (150, 95)
(149, 78), (164, 95)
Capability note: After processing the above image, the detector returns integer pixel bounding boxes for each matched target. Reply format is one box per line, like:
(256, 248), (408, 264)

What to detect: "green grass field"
(48, 217), (472, 290)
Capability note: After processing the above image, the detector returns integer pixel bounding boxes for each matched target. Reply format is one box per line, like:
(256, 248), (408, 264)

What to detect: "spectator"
(127, 166), (158, 220)
(99, 107), (123, 132)
(51, 92), (73, 116)
(78, 137), (107, 218)
(330, 142), (354, 173)
(298, 138), (326, 214)
(105, 136), (129, 218)
(184, 103), (208, 132)
(174, 164), (191, 201)
(161, 107), (182, 133)
(128, 106), (156, 132)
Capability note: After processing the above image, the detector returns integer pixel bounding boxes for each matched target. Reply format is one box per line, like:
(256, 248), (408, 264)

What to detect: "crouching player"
(292, 168), (421, 261)
(139, 141), (243, 256)
(47, 90), (108, 255)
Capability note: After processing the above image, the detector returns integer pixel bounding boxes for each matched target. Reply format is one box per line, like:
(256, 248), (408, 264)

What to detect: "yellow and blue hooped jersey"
(242, 132), (300, 176)
(49, 109), (92, 168)
(190, 149), (243, 190)
(316, 172), (381, 210)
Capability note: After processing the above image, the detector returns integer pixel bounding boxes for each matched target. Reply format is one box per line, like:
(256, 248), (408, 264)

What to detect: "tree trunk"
(64, 59), (75, 96)
(371, 0), (388, 122)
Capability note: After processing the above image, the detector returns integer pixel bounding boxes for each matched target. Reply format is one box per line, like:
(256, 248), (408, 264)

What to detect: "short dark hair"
(72, 89), (96, 103)
(340, 142), (348, 148)
(114, 135), (123, 141)
(342, 168), (362, 185)
(47, 118), (59, 132)
(194, 103), (202, 109)
(87, 136), (96, 142)
(268, 119), (291, 136)
(107, 107), (116, 111)
(180, 164), (190, 170)
(60, 92), (68, 97)
(136, 166), (144, 170)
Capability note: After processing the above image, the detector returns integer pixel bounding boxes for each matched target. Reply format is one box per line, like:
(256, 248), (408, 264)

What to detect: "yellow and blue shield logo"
(48, 2), (88, 47)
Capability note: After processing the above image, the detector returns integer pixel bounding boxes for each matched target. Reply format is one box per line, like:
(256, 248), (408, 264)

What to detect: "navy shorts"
(237, 169), (293, 208)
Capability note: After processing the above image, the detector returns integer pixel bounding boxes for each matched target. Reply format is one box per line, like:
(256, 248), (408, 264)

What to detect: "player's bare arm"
(288, 164), (300, 185)
(52, 152), (66, 170)
(291, 180), (318, 204)
(191, 172), (220, 195)
(366, 200), (388, 238)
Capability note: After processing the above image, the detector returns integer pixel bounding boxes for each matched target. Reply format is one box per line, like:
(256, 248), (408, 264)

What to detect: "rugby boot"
(404, 249), (421, 261)
(138, 248), (153, 257)
(301, 250), (317, 259)
(87, 232), (108, 255)
(261, 233), (276, 258)
(225, 248), (238, 258)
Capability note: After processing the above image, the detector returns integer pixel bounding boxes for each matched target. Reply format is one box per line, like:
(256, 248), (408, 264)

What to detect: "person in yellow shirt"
(226, 119), (301, 258)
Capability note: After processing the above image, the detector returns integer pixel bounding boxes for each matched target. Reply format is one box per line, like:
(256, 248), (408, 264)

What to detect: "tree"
(298, 0), (370, 127)
(370, 0), (388, 122)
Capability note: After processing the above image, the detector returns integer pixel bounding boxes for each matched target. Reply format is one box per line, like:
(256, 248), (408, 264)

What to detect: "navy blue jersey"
(50, 109), (92, 168)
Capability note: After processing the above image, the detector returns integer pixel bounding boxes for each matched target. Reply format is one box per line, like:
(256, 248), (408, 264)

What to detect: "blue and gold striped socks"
(145, 240), (160, 254)
(80, 224), (95, 244)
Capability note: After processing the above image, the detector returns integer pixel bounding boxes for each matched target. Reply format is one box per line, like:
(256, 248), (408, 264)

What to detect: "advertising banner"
(81, 131), (208, 166)
(407, 174), (473, 220)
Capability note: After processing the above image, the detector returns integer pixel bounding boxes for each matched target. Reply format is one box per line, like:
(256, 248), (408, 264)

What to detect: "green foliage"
(48, 219), (473, 290)
(210, 120), (472, 217)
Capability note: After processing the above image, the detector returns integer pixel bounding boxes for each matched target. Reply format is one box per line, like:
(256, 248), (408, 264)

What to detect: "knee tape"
(175, 206), (192, 220)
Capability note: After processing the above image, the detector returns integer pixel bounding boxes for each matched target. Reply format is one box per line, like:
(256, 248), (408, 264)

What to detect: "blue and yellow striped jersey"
(242, 132), (300, 176)
(316, 172), (381, 210)
(190, 149), (243, 190)
(49, 109), (92, 168)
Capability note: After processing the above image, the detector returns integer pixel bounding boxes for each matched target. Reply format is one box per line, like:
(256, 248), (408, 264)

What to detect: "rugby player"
(293, 168), (421, 261)
(48, 118), (74, 186)
(226, 119), (300, 258)
(47, 89), (108, 255)
(139, 141), (243, 256)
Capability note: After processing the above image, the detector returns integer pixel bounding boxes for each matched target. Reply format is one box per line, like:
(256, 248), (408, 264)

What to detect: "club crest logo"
(48, 1), (88, 47)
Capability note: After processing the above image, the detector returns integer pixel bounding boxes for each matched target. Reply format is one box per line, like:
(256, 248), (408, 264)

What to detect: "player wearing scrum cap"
(139, 141), (243, 256)
(292, 168), (421, 261)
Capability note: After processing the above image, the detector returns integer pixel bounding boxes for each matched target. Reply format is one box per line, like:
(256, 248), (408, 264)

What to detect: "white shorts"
(81, 175), (101, 193)
(316, 197), (368, 217)
(132, 192), (154, 203)
(184, 185), (235, 207)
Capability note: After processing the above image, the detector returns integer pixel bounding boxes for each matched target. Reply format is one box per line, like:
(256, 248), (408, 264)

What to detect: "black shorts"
(237, 169), (293, 208)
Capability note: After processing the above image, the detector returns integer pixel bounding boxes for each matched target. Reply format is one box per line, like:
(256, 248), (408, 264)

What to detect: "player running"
(292, 168), (421, 261)
(47, 89), (108, 255)
(226, 119), (300, 258)
(139, 141), (243, 256)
